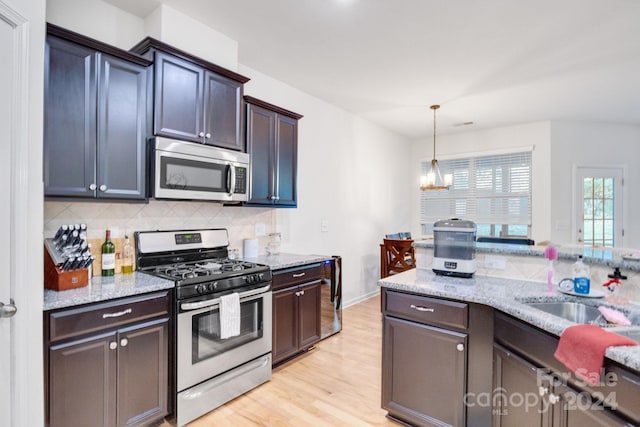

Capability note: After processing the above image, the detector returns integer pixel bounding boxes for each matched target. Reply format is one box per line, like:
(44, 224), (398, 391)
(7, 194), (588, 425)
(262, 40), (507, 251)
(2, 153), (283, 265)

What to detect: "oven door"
(177, 285), (272, 391)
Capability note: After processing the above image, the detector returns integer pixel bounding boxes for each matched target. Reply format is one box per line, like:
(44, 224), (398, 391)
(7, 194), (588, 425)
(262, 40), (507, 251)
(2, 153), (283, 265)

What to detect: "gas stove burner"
(151, 258), (264, 281)
(196, 262), (222, 270)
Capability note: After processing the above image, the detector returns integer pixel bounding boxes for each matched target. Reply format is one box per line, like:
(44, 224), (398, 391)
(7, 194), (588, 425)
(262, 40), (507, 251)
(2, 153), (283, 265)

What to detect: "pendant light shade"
(420, 104), (452, 191)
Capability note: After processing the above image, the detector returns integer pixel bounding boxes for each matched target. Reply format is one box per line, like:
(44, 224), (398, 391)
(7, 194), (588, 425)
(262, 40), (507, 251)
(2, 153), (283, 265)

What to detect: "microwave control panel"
(235, 167), (247, 194)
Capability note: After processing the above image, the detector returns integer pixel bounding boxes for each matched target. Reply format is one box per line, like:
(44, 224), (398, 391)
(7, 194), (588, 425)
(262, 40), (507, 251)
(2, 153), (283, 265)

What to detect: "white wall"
(46, 0), (145, 48)
(45, 0), (413, 306)
(144, 5), (238, 71)
(410, 121), (552, 244)
(550, 121), (640, 248)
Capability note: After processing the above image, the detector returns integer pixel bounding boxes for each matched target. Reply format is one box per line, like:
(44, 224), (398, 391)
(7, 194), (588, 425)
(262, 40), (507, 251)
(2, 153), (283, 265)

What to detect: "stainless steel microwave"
(151, 137), (249, 202)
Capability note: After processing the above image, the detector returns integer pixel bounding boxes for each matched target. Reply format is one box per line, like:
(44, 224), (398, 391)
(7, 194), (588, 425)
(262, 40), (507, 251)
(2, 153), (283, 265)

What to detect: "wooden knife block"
(44, 244), (89, 291)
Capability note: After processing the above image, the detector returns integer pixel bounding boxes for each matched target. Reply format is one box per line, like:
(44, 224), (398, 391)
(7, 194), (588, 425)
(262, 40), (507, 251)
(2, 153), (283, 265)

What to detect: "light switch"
(320, 220), (329, 233)
(255, 223), (266, 236)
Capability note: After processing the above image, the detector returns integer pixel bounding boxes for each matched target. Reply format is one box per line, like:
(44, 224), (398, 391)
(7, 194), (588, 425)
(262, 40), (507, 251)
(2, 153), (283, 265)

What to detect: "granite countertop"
(242, 253), (332, 270)
(43, 253), (331, 311)
(414, 239), (640, 271)
(379, 269), (640, 372)
(44, 272), (175, 311)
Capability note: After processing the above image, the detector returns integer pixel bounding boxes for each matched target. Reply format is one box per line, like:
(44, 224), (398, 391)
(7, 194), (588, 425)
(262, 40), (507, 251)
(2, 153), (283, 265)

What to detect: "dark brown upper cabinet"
(131, 38), (249, 151)
(244, 96), (303, 207)
(44, 24), (151, 200)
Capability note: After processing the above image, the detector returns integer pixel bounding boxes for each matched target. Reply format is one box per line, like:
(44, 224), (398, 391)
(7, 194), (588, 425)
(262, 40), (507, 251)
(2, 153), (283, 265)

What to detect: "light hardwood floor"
(188, 294), (400, 426)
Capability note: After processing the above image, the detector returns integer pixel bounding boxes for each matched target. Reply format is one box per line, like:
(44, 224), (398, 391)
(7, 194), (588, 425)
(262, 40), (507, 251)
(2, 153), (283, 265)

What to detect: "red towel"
(554, 324), (637, 385)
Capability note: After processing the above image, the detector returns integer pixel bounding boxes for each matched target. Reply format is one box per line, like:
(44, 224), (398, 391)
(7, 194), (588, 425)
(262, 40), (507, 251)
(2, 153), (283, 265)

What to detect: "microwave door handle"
(228, 164), (236, 196)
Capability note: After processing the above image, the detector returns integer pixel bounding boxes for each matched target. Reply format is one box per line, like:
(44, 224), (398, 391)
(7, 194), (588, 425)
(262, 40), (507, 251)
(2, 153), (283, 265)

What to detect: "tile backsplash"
(44, 200), (275, 256)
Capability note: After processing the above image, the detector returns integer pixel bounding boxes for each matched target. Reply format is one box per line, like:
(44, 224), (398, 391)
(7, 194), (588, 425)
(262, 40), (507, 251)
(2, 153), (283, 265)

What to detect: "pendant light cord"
(430, 104), (440, 160)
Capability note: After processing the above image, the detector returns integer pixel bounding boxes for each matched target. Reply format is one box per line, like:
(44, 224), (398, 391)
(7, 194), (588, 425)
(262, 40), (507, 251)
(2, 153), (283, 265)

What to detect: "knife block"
(44, 243), (89, 291)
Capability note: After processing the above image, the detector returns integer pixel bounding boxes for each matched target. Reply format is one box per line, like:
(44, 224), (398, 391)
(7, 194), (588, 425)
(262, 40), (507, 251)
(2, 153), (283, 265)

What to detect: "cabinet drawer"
(384, 290), (468, 329)
(272, 263), (323, 291)
(49, 291), (170, 342)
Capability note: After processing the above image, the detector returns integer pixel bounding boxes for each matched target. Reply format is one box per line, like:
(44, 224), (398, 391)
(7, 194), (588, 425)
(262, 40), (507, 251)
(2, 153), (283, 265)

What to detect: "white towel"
(219, 292), (241, 339)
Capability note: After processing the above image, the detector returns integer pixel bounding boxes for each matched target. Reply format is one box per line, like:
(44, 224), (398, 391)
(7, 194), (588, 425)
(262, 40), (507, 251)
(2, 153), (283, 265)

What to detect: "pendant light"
(420, 104), (452, 191)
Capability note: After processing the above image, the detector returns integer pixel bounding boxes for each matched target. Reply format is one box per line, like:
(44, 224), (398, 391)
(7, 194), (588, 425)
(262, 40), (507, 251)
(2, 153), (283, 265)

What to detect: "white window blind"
(420, 150), (532, 229)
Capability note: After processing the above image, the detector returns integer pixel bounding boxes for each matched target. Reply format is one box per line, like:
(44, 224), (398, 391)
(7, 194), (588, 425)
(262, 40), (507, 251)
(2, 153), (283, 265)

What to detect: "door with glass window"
(574, 167), (623, 247)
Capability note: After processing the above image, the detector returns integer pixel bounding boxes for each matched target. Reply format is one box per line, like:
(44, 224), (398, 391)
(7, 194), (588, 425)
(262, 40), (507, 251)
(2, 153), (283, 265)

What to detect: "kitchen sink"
(522, 300), (640, 327)
(526, 301), (605, 324)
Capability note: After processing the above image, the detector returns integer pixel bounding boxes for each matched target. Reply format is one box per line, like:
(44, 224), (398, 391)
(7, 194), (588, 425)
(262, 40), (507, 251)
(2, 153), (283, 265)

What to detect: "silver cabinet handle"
(548, 394), (560, 405)
(102, 308), (132, 319)
(410, 304), (434, 312)
(89, 183), (97, 191)
(292, 273), (306, 278)
(456, 343), (464, 352)
(295, 291), (300, 296)
(299, 290), (305, 296)
(99, 184), (107, 192)
(539, 386), (548, 397)
(205, 133), (211, 139)
(199, 131), (205, 137)
(109, 341), (117, 350)
(0, 300), (17, 318)
(120, 338), (128, 347)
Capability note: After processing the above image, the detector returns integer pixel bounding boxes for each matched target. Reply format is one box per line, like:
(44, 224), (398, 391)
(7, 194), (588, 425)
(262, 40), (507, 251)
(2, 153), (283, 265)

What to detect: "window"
(420, 150), (532, 237)
(574, 167), (623, 248)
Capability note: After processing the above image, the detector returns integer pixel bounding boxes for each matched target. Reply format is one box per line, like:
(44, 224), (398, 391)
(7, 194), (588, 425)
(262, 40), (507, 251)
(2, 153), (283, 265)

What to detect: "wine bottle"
(121, 234), (134, 274)
(101, 229), (116, 276)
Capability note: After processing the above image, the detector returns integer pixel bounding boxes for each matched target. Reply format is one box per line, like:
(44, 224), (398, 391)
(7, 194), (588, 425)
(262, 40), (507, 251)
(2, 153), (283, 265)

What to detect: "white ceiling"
(106, 0), (640, 139)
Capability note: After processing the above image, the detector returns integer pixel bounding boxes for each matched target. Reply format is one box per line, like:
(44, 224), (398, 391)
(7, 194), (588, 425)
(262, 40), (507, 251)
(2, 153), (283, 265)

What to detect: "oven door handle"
(180, 284), (271, 312)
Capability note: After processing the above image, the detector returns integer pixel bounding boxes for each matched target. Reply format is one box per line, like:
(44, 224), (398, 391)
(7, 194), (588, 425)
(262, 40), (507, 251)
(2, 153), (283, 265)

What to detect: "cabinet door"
(49, 332), (117, 427)
(44, 36), (97, 197)
(272, 287), (298, 364)
(553, 383), (630, 427)
(116, 318), (169, 427)
(97, 54), (148, 200)
(493, 344), (551, 427)
(246, 103), (276, 204)
(382, 316), (467, 427)
(274, 114), (298, 206)
(154, 52), (204, 143)
(298, 281), (321, 349)
(203, 71), (243, 151)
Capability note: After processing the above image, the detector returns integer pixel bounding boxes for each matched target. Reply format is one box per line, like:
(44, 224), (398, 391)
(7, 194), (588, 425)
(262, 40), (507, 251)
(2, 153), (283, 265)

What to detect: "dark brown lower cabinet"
(272, 281), (321, 364)
(493, 312), (638, 427)
(45, 291), (171, 427)
(272, 263), (323, 365)
(382, 316), (467, 426)
(381, 289), (494, 427)
(493, 344), (551, 426)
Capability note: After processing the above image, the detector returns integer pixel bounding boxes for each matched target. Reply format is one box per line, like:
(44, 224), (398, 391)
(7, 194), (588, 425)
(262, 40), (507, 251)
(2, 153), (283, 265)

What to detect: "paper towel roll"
(243, 238), (258, 258)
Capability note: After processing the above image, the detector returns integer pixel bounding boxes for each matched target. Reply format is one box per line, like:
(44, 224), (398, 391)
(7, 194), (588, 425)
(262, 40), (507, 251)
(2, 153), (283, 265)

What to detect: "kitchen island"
(379, 269), (640, 426)
(380, 269), (640, 369)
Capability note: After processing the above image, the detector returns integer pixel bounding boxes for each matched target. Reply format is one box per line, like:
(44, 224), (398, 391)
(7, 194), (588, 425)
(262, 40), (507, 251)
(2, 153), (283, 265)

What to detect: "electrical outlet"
(320, 220), (329, 232)
(484, 255), (507, 270)
(255, 223), (266, 236)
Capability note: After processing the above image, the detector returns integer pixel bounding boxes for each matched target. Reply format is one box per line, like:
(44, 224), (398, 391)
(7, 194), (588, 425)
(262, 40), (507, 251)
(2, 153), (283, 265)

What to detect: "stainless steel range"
(135, 229), (272, 427)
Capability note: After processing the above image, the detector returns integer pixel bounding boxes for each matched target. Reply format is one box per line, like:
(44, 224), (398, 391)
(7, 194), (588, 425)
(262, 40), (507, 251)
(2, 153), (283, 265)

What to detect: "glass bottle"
(121, 234), (134, 274)
(101, 229), (116, 276)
